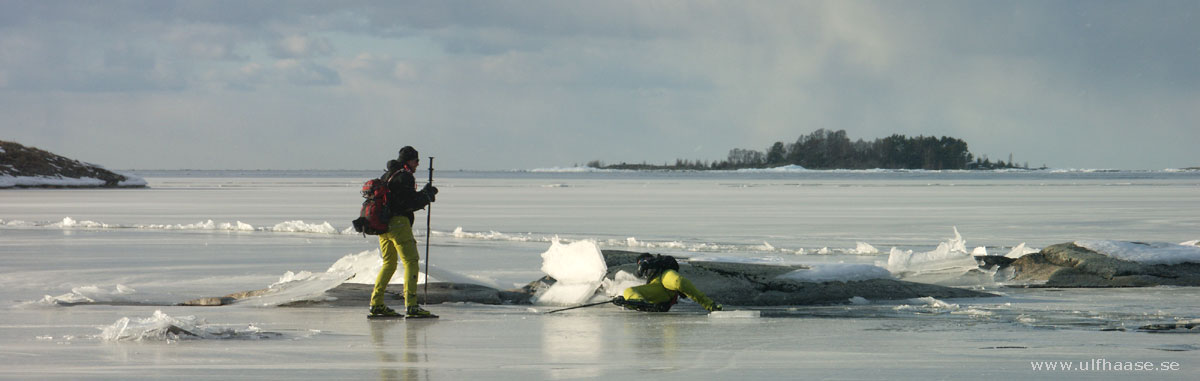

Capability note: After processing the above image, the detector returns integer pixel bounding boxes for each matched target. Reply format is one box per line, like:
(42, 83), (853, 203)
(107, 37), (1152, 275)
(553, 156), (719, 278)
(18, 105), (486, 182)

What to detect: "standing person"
(615, 254), (722, 312)
(370, 146), (439, 318)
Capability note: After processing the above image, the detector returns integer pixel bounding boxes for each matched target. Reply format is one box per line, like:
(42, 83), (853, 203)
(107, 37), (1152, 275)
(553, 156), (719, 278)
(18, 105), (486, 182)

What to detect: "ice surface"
(1074, 240), (1200, 265)
(709, 310), (761, 318)
(777, 263), (892, 283)
(533, 238), (607, 305)
(5, 170), (1200, 378)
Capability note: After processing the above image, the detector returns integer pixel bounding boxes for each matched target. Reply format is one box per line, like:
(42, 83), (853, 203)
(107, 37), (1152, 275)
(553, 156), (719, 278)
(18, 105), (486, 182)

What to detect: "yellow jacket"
(623, 269), (718, 311)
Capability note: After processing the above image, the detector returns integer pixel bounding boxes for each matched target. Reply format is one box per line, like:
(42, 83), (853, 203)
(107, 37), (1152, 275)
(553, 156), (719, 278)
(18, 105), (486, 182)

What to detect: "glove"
(421, 184), (438, 202)
(611, 296), (626, 306)
(421, 184), (439, 195)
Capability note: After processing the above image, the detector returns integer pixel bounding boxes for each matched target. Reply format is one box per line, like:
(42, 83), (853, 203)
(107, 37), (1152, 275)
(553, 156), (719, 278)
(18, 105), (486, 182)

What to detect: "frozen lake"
(1, 170), (1198, 379)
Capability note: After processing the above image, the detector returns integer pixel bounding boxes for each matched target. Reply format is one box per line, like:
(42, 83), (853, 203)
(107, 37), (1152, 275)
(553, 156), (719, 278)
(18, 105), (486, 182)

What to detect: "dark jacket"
(383, 168), (430, 224)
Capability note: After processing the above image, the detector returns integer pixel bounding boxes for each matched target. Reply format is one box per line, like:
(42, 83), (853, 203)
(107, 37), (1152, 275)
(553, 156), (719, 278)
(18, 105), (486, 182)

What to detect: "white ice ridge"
(100, 310), (278, 342)
(2, 217), (335, 234)
(886, 227), (979, 274)
(532, 238), (608, 306)
(34, 284), (139, 306)
(238, 250), (494, 307)
(1074, 240), (1200, 266)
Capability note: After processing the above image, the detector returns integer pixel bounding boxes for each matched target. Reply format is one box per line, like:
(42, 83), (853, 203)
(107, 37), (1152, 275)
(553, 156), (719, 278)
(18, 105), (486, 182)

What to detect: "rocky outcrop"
(184, 249), (994, 307)
(0, 140), (145, 188)
(602, 251), (993, 305)
(1009, 243), (1200, 287)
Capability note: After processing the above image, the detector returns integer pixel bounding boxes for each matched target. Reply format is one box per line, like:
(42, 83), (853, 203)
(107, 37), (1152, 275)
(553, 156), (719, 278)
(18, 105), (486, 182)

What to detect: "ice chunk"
(852, 242), (879, 255)
(887, 227), (979, 274)
(533, 238), (607, 305)
(601, 270), (645, 298)
(1004, 242), (1038, 258)
(100, 310), (277, 342)
(893, 296), (960, 314)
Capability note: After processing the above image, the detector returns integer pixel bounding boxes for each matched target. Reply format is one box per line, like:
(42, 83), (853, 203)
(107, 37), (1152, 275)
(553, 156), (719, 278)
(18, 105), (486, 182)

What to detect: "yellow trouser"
(623, 269), (717, 311)
(372, 216), (420, 308)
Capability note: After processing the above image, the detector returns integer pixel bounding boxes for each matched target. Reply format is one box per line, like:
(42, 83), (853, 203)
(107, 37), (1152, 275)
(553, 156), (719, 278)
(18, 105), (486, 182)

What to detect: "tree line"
(589, 129), (1029, 171)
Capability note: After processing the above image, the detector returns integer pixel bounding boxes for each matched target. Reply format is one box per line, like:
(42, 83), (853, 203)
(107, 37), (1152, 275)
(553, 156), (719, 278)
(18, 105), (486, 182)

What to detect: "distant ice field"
(2, 169), (1198, 379)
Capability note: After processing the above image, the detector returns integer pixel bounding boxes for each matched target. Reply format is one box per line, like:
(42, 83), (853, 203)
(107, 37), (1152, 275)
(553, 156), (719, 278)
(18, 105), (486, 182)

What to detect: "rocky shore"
(1006, 242), (1200, 287)
(184, 249), (996, 307)
(0, 140), (145, 188)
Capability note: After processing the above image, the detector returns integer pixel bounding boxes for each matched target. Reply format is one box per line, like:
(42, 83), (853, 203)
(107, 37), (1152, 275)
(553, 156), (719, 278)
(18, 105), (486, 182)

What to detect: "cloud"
(270, 34), (334, 58)
(0, 1), (1197, 170)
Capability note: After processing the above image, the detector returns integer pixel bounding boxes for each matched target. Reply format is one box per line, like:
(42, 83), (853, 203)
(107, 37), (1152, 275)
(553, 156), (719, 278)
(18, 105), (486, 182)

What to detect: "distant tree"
(588, 129), (1029, 171)
(766, 142), (787, 165)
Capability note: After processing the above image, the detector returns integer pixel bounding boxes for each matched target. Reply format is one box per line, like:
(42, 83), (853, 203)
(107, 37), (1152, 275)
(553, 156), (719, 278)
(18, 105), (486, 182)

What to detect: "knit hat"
(398, 146), (419, 163)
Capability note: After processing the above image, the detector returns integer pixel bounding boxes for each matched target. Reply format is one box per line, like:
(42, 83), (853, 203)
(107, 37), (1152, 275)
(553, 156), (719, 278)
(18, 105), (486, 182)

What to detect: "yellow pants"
(371, 216), (420, 308)
(623, 269), (717, 311)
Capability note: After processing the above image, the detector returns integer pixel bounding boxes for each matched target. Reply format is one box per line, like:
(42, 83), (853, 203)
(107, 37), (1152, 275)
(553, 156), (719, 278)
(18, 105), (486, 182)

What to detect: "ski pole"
(424, 156), (434, 303)
(544, 299), (615, 314)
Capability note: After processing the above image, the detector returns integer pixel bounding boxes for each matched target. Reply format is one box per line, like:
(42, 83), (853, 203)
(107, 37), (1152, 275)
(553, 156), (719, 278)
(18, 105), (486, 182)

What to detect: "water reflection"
(542, 314), (605, 379)
(370, 319), (435, 381)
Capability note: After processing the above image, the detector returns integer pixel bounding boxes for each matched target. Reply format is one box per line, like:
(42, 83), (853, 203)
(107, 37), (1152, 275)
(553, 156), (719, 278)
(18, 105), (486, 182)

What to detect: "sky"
(1, 1), (1197, 170)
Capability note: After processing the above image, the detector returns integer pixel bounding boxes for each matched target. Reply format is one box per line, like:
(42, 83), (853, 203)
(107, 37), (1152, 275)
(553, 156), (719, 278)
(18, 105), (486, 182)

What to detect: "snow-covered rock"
(0, 140), (145, 188)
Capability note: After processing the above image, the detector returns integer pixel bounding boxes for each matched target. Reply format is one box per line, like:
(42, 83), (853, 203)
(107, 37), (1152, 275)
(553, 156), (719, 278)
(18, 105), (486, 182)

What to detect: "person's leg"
(370, 220), (401, 309)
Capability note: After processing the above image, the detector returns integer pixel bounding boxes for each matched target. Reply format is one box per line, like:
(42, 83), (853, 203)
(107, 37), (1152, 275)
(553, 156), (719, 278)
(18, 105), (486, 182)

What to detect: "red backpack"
(351, 173), (396, 235)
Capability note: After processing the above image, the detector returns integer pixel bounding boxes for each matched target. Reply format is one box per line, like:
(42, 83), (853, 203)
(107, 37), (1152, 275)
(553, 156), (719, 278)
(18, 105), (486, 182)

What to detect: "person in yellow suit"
(370, 146), (438, 318)
(616, 254), (722, 312)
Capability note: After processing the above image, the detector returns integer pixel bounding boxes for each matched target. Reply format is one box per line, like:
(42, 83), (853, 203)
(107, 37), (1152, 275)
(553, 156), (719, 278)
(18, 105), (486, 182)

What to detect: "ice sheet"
(1075, 240), (1200, 265)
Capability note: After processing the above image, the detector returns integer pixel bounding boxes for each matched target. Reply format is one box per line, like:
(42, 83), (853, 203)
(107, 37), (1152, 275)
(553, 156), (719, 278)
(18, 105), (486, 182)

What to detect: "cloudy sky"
(2, 1), (1197, 170)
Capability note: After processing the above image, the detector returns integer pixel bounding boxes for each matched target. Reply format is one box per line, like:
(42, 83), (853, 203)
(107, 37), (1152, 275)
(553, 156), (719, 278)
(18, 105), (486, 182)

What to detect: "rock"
(1010, 243), (1200, 287)
(183, 282), (510, 307)
(603, 251), (994, 305)
(184, 249), (995, 308)
(0, 140), (145, 188)
(179, 297), (236, 306)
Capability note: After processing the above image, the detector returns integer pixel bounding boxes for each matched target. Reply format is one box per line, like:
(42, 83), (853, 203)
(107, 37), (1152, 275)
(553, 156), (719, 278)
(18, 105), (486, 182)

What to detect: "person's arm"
(660, 270), (720, 311)
(388, 171), (431, 214)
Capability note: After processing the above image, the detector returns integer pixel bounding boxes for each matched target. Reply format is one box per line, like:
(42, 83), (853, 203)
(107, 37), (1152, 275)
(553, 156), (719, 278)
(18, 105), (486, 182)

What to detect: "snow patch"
(1074, 240), (1200, 265)
(1004, 242), (1039, 259)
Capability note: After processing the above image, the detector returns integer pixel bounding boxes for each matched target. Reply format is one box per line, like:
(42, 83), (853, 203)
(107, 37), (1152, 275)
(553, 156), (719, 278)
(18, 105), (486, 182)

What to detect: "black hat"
(398, 146), (419, 162)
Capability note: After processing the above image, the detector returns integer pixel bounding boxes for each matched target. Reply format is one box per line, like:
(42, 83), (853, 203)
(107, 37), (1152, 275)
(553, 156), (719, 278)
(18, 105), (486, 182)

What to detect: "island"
(0, 140), (146, 188)
(590, 129), (1037, 171)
